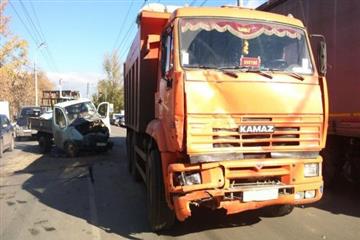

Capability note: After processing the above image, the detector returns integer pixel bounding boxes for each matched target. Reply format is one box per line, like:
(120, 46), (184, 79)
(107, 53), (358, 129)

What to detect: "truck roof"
(171, 7), (304, 27)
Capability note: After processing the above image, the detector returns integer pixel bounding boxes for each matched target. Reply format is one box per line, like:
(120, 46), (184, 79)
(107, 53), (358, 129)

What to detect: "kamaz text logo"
(239, 125), (275, 133)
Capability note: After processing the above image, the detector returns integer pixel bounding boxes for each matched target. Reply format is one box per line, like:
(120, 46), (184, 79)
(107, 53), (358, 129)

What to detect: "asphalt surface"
(0, 126), (359, 240)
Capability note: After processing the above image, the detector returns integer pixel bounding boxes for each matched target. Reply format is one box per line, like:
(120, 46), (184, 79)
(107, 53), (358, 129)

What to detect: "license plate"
(96, 142), (107, 147)
(243, 188), (279, 202)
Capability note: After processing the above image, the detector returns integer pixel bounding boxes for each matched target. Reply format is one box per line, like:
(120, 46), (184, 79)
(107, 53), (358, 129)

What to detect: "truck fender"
(146, 119), (168, 152)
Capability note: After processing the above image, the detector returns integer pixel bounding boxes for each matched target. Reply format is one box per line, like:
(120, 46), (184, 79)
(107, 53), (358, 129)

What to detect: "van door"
(53, 107), (67, 149)
(97, 102), (111, 135)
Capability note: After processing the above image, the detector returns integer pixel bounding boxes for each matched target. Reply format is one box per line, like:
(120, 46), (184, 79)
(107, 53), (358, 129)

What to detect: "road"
(0, 126), (359, 240)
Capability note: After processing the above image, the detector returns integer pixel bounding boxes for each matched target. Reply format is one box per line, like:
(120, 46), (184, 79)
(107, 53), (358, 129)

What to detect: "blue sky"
(4, 0), (266, 96)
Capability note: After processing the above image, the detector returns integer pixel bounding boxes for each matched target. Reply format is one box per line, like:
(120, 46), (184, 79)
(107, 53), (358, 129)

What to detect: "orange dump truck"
(258, 0), (360, 185)
(124, 4), (328, 231)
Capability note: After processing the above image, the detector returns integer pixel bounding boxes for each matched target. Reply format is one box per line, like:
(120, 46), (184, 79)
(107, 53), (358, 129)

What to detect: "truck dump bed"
(124, 10), (170, 132)
(258, 0), (360, 137)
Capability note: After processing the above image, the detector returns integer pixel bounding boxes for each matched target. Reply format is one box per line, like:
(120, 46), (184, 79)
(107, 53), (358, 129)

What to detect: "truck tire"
(264, 204), (294, 217)
(39, 135), (51, 153)
(146, 146), (175, 231)
(131, 133), (142, 182)
(65, 142), (79, 158)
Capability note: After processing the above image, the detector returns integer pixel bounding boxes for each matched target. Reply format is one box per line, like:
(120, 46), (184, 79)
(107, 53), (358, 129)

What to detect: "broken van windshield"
(179, 18), (313, 75)
(65, 101), (97, 123)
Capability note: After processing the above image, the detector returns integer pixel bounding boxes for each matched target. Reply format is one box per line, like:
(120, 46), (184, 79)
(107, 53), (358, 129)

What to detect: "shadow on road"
(14, 135), (264, 239)
(13, 134), (360, 239)
(305, 179), (360, 218)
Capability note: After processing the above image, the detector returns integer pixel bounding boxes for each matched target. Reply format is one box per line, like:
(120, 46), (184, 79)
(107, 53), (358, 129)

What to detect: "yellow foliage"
(0, 0), (54, 118)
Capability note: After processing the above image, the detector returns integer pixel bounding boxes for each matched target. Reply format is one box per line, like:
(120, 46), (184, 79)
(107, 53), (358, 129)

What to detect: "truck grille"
(212, 126), (301, 148)
(187, 115), (323, 154)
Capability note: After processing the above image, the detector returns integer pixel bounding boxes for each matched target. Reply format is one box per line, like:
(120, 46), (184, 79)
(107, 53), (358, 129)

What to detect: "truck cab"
(124, 4), (328, 231)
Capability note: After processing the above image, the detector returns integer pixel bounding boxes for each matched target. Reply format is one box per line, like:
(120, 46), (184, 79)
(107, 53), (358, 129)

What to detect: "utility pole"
(86, 82), (90, 98)
(34, 42), (46, 106)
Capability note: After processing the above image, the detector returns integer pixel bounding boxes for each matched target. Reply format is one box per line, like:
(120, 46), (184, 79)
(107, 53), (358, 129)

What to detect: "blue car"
(0, 114), (15, 158)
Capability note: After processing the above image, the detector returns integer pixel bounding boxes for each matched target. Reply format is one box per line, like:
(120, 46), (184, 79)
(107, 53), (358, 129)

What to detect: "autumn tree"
(92, 50), (124, 112)
(0, 0), (54, 118)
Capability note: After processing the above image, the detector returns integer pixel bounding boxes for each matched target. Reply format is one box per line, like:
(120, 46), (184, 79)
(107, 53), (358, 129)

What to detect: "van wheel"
(65, 142), (79, 158)
(146, 146), (175, 232)
(265, 204), (294, 217)
(39, 135), (51, 153)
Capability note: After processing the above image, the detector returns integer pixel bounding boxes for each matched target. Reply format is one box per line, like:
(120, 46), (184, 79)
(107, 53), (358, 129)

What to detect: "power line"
(17, 0), (57, 71)
(199, 0), (208, 6)
(13, 0), (60, 72)
(115, 0), (147, 55)
(28, 0), (47, 44)
(9, 1), (40, 46)
(190, 0), (197, 6)
(18, 0), (43, 43)
(25, 0), (60, 72)
(112, 0), (135, 50)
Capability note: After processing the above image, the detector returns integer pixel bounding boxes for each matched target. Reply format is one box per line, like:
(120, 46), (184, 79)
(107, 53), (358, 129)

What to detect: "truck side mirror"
(318, 40), (327, 76)
(311, 34), (327, 77)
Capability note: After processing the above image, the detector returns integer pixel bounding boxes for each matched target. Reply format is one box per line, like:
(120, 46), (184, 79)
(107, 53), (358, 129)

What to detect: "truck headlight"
(304, 163), (319, 177)
(177, 172), (202, 186)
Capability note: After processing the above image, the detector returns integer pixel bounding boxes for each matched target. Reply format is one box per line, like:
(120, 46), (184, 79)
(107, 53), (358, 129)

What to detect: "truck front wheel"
(264, 204), (294, 217)
(146, 146), (175, 231)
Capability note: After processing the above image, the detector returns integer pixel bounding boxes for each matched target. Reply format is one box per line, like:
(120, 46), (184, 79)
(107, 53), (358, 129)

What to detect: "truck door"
(97, 102), (111, 135)
(158, 27), (176, 148)
(53, 107), (67, 149)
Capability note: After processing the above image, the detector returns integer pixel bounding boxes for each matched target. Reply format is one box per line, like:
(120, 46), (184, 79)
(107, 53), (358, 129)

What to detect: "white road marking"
(87, 175), (102, 240)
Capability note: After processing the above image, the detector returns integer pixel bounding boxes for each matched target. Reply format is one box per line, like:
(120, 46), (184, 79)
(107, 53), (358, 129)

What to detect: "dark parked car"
(15, 106), (42, 138)
(0, 114), (15, 158)
(114, 115), (125, 127)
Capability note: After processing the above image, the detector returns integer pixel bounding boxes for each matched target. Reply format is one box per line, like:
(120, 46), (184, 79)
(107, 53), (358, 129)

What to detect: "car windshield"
(65, 101), (97, 123)
(179, 18), (313, 74)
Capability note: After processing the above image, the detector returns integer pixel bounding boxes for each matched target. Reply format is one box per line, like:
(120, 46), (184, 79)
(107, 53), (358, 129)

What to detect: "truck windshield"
(179, 18), (313, 74)
(65, 101), (97, 123)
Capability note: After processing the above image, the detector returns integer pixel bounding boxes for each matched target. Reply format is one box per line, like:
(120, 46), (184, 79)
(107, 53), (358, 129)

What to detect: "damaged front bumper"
(79, 132), (113, 151)
(167, 157), (323, 221)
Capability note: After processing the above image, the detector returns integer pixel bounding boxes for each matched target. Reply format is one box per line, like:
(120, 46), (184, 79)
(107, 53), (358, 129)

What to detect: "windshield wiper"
(270, 69), (304, 81)
(217, 67), (238, 78)
(220, 66), (273, 79)
(244, 68), (273, 79)
(185, 65), (238, 78)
